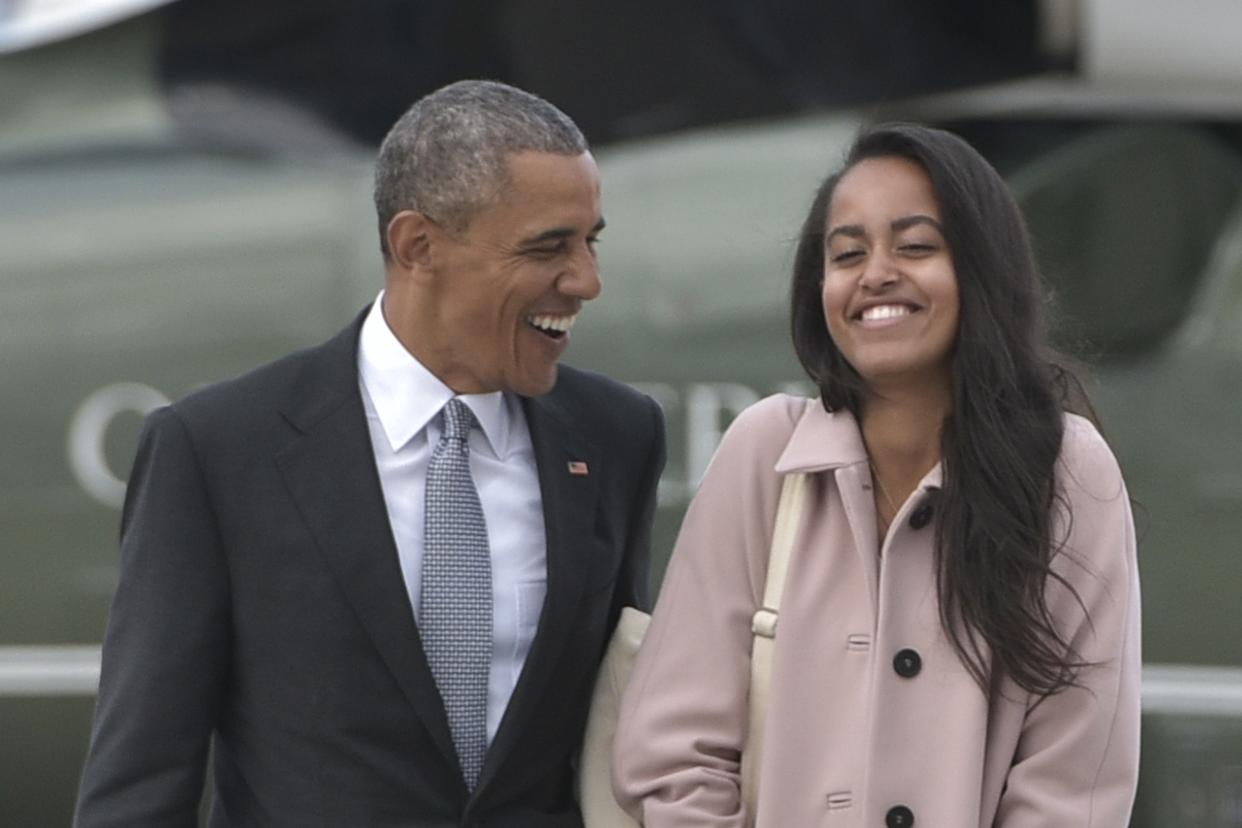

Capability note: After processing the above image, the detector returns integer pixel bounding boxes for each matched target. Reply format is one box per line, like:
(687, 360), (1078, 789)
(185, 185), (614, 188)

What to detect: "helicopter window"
(1007, 124), (1242, 358)
(1193, 200), (1242, 354)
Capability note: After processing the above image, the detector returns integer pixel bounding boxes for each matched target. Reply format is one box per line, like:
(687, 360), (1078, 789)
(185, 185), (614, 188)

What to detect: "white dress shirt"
(357, 294), (547, 744)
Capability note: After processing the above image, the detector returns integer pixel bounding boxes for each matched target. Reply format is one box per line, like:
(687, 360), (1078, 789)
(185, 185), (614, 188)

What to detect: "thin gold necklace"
(869, 460), (899, 521)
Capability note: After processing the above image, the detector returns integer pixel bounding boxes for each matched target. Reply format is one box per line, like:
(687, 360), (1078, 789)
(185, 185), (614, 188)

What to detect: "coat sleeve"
(612, 396), (797, 826)
(610, 393), (667, 621)
(995, 417), (1142, 827)
(75, 406), (231, 827)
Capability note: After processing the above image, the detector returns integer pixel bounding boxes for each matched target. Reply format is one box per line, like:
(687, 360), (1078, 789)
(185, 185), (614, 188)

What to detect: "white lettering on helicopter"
(67, 382), (170, 509)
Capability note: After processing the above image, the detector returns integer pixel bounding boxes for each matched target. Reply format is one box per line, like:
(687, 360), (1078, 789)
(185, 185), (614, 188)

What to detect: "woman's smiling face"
(821, 155), (960, 394)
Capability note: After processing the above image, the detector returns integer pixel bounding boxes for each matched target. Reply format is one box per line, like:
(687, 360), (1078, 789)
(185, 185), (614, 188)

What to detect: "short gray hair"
(373, 80), (588, 257)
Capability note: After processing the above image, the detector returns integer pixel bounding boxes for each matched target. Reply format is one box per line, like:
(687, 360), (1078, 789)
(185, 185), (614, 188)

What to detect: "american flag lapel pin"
(567, 460), (590, 476)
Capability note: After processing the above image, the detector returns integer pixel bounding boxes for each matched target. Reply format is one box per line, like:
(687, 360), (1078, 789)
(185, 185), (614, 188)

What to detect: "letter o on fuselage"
(67, 382), (170, 509)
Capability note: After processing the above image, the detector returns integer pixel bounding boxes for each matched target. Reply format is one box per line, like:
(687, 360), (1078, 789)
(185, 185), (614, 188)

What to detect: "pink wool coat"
(613, 394), (1140, 827)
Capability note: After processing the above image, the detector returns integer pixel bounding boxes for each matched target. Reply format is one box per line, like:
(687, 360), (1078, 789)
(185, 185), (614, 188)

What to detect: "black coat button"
(893, 648), (922, 678)
(886, 804), (915, 826)
(908, 501), (934, 529)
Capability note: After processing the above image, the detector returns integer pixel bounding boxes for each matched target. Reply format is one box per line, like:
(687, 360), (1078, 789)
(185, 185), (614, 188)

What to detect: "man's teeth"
(528, 314), (577, 333)
(860, 305), (912, 321)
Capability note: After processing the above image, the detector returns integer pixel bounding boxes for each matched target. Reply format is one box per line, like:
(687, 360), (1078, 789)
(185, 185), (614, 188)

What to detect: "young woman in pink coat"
(612, 123), (1141, 827)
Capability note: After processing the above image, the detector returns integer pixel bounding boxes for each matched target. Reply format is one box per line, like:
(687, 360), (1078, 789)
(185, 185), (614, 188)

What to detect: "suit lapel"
(475, 390), (600, 792)
(273, 315), (459, 775)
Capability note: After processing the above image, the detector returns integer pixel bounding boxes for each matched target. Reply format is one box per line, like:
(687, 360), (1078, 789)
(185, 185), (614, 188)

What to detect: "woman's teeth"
(859, 304), (911, 321)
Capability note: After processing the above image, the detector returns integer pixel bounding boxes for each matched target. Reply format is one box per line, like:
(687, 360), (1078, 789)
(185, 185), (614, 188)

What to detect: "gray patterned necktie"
(420, 398), (492, 790)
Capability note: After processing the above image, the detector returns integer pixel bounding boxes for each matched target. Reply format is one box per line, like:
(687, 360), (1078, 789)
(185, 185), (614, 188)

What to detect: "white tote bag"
(578, 470), (809, 827)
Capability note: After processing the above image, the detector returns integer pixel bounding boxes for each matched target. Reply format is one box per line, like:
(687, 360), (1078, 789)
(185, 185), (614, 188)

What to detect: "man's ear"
(385, 210), (436, 272)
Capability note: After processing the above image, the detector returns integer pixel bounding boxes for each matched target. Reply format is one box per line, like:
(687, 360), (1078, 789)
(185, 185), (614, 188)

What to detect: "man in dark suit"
(75, 80), (666, 827)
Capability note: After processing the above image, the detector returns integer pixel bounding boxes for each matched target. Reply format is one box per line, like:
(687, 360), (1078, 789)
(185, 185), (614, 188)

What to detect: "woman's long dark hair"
(791, 123), (1088, 696)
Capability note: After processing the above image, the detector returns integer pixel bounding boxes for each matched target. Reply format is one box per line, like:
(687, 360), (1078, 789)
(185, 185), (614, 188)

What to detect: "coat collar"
(274, 309), (464, 780)
(473, 386), (601, 794)
(773, 399), (944, 490)
(272, 310), (602, 798)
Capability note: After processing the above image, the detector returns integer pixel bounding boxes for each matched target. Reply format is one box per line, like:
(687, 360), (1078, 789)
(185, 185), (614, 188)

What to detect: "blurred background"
(3, 0), (1242, 824)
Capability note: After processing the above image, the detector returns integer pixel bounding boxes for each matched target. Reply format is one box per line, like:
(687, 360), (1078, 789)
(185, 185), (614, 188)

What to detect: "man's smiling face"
(419, 150), (604, 397)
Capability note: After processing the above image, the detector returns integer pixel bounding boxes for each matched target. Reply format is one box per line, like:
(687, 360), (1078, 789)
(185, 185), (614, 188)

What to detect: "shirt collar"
(357, 293), (512, 458)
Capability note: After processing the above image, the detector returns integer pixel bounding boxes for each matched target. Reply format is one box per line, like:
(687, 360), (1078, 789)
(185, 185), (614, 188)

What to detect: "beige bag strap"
(740, 468), (809, 821)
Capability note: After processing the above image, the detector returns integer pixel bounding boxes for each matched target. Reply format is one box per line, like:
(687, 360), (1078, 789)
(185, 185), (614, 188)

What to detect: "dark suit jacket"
(75, 310), (666, 827)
